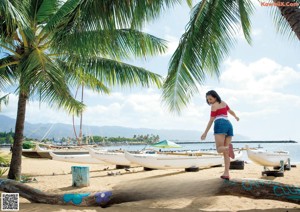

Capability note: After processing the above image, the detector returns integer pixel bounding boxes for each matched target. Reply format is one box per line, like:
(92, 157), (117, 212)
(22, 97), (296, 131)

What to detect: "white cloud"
(221, 58), (300, 92)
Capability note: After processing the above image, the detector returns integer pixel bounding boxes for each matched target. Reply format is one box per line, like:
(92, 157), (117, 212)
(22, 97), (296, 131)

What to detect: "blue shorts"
(214, 119), (234, 137)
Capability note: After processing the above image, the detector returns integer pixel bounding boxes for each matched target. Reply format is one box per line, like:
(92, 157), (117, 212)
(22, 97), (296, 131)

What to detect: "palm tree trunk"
(274, 0), (300, 40)
(7, 92), (28, 180)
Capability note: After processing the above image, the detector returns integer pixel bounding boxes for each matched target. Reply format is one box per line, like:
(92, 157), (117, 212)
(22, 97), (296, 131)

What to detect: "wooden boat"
(36, 145), (52, 159)
(88, 147), (133, 166)
(246, 145), (289, 167)
(22, 149), (41, 158)
(124, 151), (224, 169)
(49, 151), (106, 164)
(36, 145), (89, 159)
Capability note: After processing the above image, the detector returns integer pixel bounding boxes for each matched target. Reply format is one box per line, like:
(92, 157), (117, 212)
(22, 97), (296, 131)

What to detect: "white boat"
(246, 145), (289, 167)
(49, 151), (106, 164)
(88, 147), (133, 166)
(124, 151), (224, 169)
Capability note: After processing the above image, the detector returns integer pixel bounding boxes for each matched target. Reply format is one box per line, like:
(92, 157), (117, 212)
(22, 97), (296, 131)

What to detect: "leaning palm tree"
(0, 0), (191, 180)
(162, 0), (300, 113)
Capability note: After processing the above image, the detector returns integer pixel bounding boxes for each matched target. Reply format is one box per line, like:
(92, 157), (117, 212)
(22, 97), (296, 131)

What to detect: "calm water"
(104, 142), (300, 164)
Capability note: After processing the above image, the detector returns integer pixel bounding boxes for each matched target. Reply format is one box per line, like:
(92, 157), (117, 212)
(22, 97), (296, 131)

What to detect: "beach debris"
(103, 167), (109, 171)
(107, 172), (114, 176)
(107, 171), (122, 176)
(20, 176), (38, 183)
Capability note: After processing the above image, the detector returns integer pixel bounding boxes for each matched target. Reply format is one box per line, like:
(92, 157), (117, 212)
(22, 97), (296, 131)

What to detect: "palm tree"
(1, 0), (190, 180)
(162, 0), (300, 113)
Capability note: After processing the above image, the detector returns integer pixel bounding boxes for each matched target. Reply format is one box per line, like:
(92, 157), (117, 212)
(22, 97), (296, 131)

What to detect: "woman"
(201, 90), (239, 180)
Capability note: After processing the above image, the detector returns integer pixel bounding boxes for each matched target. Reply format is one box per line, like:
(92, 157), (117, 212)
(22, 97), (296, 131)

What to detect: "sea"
(103, 142), (300, 164)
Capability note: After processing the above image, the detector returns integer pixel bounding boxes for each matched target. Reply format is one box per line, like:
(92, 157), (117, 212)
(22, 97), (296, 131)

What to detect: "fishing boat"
(124, 151), (224, 169)
(49, 151), (106, 164)
(88, 147), (133, 166)
(245, 145), (289, 167)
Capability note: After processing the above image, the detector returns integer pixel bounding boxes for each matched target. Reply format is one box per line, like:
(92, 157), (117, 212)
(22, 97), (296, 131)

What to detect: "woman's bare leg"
(223, 136), (232, 176)
(215, 134), (229, 176)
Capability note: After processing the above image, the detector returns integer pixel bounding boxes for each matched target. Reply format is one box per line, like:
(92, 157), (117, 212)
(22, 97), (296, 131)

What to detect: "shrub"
(22, 141), (35, 149)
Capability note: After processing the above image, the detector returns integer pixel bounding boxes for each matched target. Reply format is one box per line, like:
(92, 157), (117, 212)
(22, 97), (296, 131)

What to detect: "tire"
(273, 165), (291, 171)
(185, 167), (199, 172)
(143, 167), (156, 171)
(116, 165), (130, 169)
(211, 164), (223, 168)
(262, 171), (284, 177)
(230, 160), (244, 170)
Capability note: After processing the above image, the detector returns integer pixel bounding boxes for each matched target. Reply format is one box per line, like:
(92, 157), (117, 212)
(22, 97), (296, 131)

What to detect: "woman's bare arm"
(228, 109), (239, 121)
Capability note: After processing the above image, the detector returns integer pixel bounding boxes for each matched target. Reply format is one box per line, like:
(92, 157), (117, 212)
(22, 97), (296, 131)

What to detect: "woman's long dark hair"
(206, 90), (221, 105)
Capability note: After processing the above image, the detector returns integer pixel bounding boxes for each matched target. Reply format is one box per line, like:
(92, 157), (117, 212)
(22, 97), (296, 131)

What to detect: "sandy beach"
(1, 150), (300, 212)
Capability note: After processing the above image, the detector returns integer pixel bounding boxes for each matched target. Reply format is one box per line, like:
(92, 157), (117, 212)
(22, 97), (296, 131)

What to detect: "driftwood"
(1, 178), (300, 207)
(219, 178), (300, 204)
(0, 179), (112, 207)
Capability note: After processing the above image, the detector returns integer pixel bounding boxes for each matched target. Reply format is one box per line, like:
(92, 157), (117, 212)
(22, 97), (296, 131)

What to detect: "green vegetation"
(0, 131), (14, 144)
(0, 152), (10, 177)
(0, 130), (159, 145)
(22, 141), (35, 149)
(90, 134), (160, 144)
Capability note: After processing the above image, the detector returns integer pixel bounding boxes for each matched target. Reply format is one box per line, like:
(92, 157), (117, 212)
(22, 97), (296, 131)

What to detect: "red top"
(211, 105), (230, 118)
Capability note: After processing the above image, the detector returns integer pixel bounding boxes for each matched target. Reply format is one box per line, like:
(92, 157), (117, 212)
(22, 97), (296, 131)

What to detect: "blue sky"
(1, 1), (300, 141)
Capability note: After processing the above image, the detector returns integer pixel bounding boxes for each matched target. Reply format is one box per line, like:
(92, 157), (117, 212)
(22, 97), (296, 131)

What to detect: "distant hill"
(0, 115), (249, 141)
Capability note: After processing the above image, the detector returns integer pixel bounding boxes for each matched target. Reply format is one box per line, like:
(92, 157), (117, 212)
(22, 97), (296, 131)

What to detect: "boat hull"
(246, 147), (289, 167)
(88, 148), (132, 166)
(49, 152), (106, 164)
(124, 151), (223, 169)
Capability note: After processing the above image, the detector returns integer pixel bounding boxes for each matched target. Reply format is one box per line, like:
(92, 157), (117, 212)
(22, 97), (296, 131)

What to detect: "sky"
(1, 1), (300, 141)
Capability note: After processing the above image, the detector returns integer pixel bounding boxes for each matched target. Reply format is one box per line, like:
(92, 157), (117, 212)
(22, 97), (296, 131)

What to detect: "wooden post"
(71, 166), (89, 187)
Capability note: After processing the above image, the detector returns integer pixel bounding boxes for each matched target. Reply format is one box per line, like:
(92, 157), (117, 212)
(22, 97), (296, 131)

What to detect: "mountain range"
(0, 115), (248, 141)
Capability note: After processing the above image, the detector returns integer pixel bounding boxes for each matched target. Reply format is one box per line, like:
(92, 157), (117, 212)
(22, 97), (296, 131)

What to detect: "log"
(219, 178), (300, 204)
(1, 178), (299, 207)
(0, 179), (112, 207)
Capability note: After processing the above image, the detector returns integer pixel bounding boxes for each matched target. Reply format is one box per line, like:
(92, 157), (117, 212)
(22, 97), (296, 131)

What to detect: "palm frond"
(186, 0), (193, 8)
(57, 60), (111, 94)
(52, 29), (168, 60)
(237, 0), (254, 44)
(0, 0), (29, 37)
(129, 0), (183, 29)
(270, 0), (300, 41)
(34, 0), (61, 24)
(0, 93), (9, 111)
(68, 56), (163, 89)
(42, 0), (82, 34)
(16, 50), (84, 115)
(163, 0), (253, 113)
(0, 55), (17, 89)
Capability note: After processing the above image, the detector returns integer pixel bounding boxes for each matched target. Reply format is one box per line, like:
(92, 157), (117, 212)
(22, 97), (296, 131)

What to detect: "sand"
(1, 150), (300, 212)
